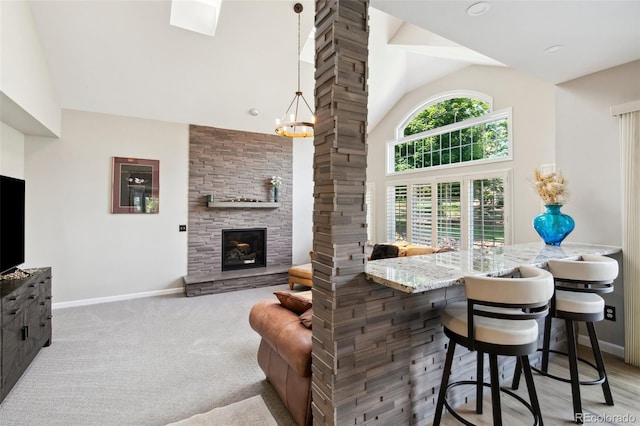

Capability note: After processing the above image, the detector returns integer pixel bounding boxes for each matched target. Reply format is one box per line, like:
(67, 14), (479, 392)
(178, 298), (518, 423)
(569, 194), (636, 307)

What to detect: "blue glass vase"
(533, 204), (575, 246)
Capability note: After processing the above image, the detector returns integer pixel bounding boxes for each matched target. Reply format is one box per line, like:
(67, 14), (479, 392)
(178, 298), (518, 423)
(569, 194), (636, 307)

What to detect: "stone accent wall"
(188, 125), (293, 281)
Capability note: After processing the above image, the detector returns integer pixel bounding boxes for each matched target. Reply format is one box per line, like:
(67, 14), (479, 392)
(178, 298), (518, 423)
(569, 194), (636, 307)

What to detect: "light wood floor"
(438, 347), (640, 425)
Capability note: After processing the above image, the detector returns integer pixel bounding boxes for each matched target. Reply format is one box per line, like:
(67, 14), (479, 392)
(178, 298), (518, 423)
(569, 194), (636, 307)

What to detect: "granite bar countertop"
(364, 242), (621, 294)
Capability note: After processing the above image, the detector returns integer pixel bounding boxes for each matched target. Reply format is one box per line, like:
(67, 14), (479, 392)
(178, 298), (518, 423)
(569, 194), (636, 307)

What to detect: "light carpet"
(166, 395), (277, 426)
(0, 285), (297, 426)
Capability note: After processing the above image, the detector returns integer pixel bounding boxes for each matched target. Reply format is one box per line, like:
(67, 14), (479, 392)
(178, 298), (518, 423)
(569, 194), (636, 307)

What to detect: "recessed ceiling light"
(545, 45), (563, 54)
(467, 2), (490, 16)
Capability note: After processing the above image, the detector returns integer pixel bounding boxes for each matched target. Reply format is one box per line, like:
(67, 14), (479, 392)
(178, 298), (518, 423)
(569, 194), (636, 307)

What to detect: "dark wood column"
(312, 0), (370, 424)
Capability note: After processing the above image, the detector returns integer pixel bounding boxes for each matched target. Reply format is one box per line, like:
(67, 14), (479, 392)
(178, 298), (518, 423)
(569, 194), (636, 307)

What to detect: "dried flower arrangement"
(533, 168), (568, 205)
(271, 176), (283, 188)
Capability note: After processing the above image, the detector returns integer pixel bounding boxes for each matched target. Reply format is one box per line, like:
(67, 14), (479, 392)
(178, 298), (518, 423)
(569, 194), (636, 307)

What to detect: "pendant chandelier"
(275, 3), (315, 138)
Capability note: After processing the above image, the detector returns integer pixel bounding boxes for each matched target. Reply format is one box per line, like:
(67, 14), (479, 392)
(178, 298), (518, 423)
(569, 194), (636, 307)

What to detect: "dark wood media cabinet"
(0, 267), (52, 403)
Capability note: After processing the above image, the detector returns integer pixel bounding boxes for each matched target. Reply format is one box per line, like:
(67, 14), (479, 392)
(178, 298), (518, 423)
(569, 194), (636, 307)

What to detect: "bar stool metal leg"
(489, 354), (502, 425)
(541, 315), (552, 373)
(586, 322), (614, 405)
(511, 357), (522, 390)
(433, 342), (456, 426)
(565, 319), (583, 423)
(477, 351), (484, 414)
(521, 355), (544, 426)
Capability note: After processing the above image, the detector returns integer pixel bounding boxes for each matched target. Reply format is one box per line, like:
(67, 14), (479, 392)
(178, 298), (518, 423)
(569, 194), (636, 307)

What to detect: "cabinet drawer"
(24, 287), (40, 303)
(2, 286), (27, 315)
(1, 304), (24, 327)
(39, 297), (52, 321)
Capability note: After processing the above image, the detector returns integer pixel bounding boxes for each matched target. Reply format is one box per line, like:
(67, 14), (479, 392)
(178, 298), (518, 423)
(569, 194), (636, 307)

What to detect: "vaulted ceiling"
(25, 0), (640, 136)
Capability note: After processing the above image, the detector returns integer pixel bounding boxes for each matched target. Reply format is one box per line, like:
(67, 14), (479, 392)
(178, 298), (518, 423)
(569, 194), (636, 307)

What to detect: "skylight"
(170, 0), (222, 37)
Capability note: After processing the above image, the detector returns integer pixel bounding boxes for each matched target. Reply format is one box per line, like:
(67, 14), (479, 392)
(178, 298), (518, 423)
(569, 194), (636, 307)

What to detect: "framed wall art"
(111, 157), (159, 214)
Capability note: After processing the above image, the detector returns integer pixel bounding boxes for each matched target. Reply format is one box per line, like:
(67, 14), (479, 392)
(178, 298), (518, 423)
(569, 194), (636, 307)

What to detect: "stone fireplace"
(184, 125), (292, 296)
(221, 228), (266, 271)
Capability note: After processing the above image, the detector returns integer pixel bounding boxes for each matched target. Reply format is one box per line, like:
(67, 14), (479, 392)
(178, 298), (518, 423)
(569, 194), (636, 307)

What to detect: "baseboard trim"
(578, 335), (625, 359)
(52, 287), (183, 310)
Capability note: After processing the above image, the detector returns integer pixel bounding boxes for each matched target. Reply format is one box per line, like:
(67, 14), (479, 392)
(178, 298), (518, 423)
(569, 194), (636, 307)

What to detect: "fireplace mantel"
(207, 201), (280, 209)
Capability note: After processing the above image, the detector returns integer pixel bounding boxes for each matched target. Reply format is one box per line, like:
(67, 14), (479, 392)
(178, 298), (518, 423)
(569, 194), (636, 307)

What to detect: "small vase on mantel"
(273, 187), (279, 203)
(533, 204), (575, 246)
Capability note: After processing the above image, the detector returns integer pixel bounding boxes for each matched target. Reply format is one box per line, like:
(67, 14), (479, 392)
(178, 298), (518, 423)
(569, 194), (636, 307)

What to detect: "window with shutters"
(386, 171), (509, 250)
(411, 184), (432, 246)
(383, 91), (511, 249)
(469, 178), (505, 248)
(386, 185), (407, 242)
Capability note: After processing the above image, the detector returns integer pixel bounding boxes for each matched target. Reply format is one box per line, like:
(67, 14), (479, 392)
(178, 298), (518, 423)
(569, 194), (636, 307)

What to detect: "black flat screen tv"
(0, 175), (26, 275)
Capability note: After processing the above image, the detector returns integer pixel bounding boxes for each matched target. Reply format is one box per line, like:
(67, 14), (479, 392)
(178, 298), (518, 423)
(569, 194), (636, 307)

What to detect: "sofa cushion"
(384, 241), (442, 256)
(370, 243), (400, 260)
(405, 244), (437, 256)
(299, 308), (313, 329)
(274, 291), (313, 315)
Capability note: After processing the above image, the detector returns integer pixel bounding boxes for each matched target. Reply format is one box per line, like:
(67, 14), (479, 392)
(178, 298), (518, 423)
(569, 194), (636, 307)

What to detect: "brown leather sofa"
(249, 296), (312, 426)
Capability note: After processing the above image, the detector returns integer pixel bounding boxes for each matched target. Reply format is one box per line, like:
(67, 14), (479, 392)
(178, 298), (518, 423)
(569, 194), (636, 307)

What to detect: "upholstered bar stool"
(514, 254), (617, 423)
(433, 266), (554, 426)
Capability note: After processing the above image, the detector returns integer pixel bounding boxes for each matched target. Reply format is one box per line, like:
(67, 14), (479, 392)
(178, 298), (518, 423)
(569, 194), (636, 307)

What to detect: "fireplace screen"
(221, 228), (266, 271)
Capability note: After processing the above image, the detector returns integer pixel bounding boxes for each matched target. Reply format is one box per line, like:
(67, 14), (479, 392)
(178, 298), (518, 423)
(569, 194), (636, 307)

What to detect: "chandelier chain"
(297, 7), (301, 93)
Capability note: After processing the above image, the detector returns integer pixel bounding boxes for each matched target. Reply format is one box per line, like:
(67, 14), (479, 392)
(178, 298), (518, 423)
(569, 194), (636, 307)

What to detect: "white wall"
(555, 60), (640, 351)
(292, 138), (314, 264)
(555, 60), (640, 247)
(0, 0), (60, 137)
(367, 65), (555, 244)
(0, 122), (25, 178)
(24, 109), (189, 303)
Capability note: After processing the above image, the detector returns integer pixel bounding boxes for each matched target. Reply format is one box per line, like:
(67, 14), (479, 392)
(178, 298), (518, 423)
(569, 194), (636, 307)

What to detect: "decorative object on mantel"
(111, 157), (159, 214)
(226, 198), (262, 202)
(531, 168), (575, 246)
(271, 176), (282, 202)
(274, 3), (315, 138)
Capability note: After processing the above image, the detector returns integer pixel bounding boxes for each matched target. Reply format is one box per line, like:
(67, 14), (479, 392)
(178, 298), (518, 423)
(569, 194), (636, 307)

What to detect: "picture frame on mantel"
(111, 157), (159, 214)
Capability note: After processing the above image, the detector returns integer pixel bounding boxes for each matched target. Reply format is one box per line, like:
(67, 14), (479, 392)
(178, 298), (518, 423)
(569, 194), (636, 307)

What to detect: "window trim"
(386, 107), (513, 175)
(394, 90), (494, 139)
(365, 182), (375, 244)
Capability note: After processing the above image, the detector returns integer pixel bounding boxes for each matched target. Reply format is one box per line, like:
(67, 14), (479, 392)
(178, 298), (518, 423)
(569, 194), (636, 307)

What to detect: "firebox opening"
(221, 228), (267, 271)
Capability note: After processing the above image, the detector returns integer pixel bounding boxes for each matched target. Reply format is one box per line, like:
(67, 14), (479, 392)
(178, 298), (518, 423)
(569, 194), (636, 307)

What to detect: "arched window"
(388, 92), (511, 174)
(384, 91), (512, 250)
